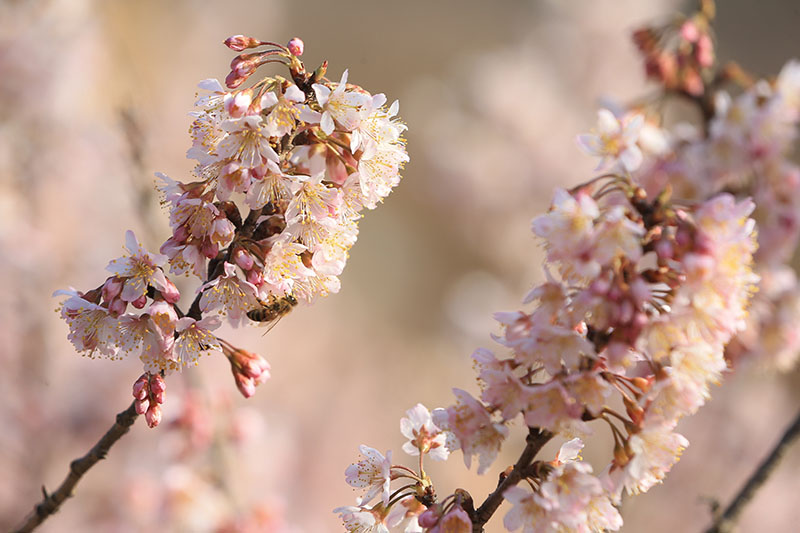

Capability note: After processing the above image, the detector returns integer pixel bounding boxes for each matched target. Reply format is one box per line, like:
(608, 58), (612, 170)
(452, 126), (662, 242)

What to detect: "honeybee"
(247, 294), (298, 333)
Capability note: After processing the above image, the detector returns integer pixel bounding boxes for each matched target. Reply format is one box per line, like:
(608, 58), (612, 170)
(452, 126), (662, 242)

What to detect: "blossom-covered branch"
(20, 34), (408, 531)
(12, 402), (139, 533)
(333, 2), (800, 531)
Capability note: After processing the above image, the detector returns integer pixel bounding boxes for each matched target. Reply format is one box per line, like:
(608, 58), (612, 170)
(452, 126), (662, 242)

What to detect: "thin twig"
(704, 408), (800, 533)
(12, 401), (140, 533)
(471, 427), (553, 532)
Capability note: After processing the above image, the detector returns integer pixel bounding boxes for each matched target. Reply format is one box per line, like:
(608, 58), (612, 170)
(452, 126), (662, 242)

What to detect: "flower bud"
(131, 294), (148, 309)
(418, 505), (442, 528)
(145, 404), (162, 428)
(102, 277), (123, 302)
(108, 297), (127, 317)
(224, 35), (263, 52)
(287, 37), (304, 56)
(233, 248), (254, 271)
(160, 278), (181, 304)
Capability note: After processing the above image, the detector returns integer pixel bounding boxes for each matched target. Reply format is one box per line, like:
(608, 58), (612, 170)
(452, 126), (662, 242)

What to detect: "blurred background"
(1, 0), (799, 531)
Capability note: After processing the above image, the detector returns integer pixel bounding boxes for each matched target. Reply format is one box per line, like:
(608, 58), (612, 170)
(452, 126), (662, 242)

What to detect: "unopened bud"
(160, 278), (181, 304)
(233, 248), (254, 271)
(631, 376), (652, 393)
(145, 404), (162, 428)
(108, 297), (127, 317)
(134, 398), (149, 415)
(131, 294), (148, 309)
(287, 37), (304, 56)
(418, 506), (442, 528)
(439, 506), (472, 532)
(224, 35), (263, 52)
(234, 372), (256, 398)
(102, 277), (123, 302)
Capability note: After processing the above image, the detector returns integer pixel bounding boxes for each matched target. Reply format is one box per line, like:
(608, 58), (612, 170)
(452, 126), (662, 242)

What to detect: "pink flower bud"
(131, 294), (148, 309)
(246, 269), (263, 286)
(134, 399), (149, 415)
(102, 277), (123, 302)
(145, 405), (162, 428)
(132, 377), (148, 400)
(201, 239), (219, 259)
(234, 373), (256, 398)
(160, 278), (181, 304)
(233, 248), (254, 271)
(418, 507), (441, 528)
(439, 507), (472, 532)
(679, 20), (700, 42)
(224, 35), (263, 52)
(696, 34), (714, 68)
(149, 374), (166, 394)
(287, 37), (304, 56)
(108, 297), (127, 317)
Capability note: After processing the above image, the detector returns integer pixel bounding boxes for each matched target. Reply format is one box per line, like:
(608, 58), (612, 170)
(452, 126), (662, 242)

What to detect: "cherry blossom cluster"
(627, 16), (800, 371)
(334, 5), (781, 527)
(336, 171), (758, 531)
(55, 36), (406, 426)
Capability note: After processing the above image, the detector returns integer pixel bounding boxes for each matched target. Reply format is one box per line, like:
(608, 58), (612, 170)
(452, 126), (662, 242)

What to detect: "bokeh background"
(2, 0), (799, 531)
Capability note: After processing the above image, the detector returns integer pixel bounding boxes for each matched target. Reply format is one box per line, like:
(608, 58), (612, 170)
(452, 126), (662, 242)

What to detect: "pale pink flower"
(435, 389), (508, 474)
(351, 98), (405, 154)
(199, 262), (260, 323)
(344, 445), (392, 506)
(261, 239), (315, 296)
(400, 404), (449, 461)
(55, 289), (120, 358)
(531, 189), (601, 280)
(524, 374), (609, 438)
(244, 159), (294, 209)
(334, 505), (389, 533)
(174, 315), (222, 367)
(577, 108), (644, 172)
(357, 145), (408, 209)
(479, 367), (529, 421)
(217, 115), (280, 168)
(313, 70), (373, 135)
(385, 496), (424, 532)
(554, 437), (584, 465)
(285, 173), (343, 232)
(592, 205), (645, 266)
(116, 302), (177, 372)
(106, 230), (170, 302)
(504, 461), (622, 532)
(608, 424), (689, 499)
(260, 84), (305, 138)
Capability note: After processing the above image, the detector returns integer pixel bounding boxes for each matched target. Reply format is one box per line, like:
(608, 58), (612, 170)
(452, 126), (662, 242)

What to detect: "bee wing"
(260, 314), (285, 336)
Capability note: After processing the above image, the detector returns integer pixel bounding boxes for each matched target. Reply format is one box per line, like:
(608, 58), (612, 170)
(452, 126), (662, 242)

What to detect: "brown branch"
(704, 407), (800, 533)
(12, 401), (140, 533)
(471, 427), (553, 532)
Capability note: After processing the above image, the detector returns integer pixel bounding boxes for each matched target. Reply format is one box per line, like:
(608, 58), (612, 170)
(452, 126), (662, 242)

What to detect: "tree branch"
(704, 407), (800, 533)
(12, 401), (140, 533)
(471, 427), (553, 532)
